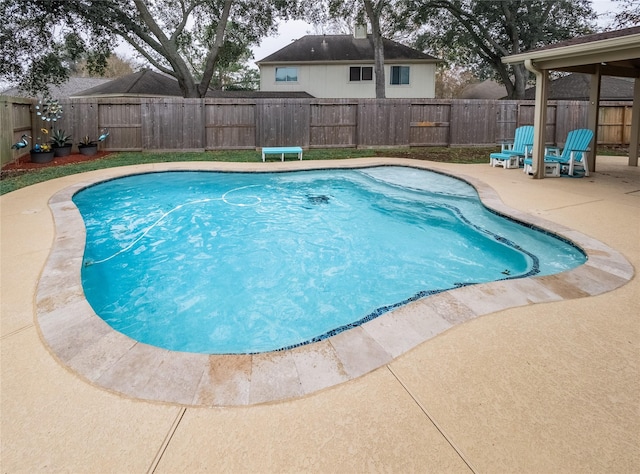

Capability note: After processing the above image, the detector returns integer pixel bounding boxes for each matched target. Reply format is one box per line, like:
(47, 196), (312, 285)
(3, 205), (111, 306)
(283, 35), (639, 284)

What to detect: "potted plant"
(50, 129), (72, 157)
(78, 135), (98, 156)
(30, 128), (54, 163)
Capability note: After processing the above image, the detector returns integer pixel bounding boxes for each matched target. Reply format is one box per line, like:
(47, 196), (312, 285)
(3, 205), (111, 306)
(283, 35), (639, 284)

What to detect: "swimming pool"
(36, 159), (633, 405)
(73, 166), (586, 354)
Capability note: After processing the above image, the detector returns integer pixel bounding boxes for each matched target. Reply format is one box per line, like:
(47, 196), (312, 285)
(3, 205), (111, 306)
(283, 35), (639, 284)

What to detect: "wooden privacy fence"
(2, 96), (634, 166)
(1, 96), (33, 164)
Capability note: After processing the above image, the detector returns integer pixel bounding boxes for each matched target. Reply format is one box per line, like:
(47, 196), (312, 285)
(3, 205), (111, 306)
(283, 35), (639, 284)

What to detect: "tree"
(0, 1), (109, 96)
(208, 45), (260, 90)
(435, 66), (477, 98)
(402, 0), (597, 98)
(613, 0), (640, 27)
(1, 0), (297, 98)
(73, 55), (136, 78)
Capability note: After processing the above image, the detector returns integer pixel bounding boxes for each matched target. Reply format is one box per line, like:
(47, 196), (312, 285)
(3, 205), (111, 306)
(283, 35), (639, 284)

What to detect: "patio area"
(1, 156), (638, 473)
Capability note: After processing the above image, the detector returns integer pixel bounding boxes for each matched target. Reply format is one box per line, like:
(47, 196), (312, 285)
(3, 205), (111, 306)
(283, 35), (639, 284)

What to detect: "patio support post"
(629, 77), (640, 166)
(587, 65), (601, 172)
(525, 59), (549, 179)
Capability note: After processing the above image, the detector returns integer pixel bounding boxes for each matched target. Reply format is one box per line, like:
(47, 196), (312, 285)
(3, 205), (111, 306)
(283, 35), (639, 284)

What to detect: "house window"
(349, 66), (373, 81)
(390, 66), (410, 85)
(275, 67), (298, 82)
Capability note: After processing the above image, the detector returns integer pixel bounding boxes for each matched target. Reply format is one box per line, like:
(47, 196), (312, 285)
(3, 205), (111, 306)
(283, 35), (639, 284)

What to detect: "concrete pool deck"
(1, 156), (639, 472)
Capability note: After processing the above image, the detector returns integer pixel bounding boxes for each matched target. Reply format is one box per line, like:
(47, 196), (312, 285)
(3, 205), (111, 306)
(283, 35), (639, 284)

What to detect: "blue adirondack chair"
(490, 126), (534, 169)
(523, 128), (593, 177)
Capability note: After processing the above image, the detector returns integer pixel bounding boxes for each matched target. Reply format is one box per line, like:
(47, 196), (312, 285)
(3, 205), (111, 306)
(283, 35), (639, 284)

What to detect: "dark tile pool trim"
(36, 160), (634, 406)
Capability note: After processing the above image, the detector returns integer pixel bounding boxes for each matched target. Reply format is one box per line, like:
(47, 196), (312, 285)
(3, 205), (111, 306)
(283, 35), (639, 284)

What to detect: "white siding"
(259, 63), (436, 98)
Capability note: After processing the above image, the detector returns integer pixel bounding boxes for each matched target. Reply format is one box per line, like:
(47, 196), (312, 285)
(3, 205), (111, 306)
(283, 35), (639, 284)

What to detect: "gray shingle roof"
(1, 77), (111, 99)
(72, 69), (183, 97)
(72, 69), (315, 98)
(523, 73), (634, 100)
(257, 35), (438, 64)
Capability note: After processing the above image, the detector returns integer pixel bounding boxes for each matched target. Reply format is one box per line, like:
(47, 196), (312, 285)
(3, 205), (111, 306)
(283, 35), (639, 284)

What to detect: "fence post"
(1, 96), (36, 166)
(0, 96), (12, 165)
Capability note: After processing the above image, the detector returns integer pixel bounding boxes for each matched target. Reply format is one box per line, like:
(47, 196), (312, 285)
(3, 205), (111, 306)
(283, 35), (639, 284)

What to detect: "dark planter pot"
(30, 150), (55, 163)
(53, 145), (72, 157)
(79, 145), (98, 156)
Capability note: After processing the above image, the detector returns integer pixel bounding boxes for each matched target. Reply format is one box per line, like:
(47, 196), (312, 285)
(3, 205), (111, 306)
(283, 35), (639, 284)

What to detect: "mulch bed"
(1, 151), (111, 179)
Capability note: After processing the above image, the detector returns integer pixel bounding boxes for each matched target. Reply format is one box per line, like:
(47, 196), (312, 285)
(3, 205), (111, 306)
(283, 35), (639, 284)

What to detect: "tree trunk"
(198, 0), (234, 97)
(364, 0), (385, 99)
(492, 58), (530, 99)
(371, 33), (386, 98)
(512, 64), (529, 99)
(177, 75), (201, 98)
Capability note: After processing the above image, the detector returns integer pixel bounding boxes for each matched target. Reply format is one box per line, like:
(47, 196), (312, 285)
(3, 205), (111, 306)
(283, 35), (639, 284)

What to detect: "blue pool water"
(74, 167), (586, 354)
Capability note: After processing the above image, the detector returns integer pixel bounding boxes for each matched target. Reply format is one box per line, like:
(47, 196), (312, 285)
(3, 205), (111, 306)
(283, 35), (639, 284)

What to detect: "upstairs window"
(349, 66), (373, 82)
(390, 66), (410, 85)
(275, 67), (298, 82)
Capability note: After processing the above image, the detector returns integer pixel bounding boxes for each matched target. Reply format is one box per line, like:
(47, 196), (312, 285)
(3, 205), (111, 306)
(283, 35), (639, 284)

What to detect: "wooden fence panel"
(97, 100), (142, 151)
(494, 101), (519, 141)
(205, 101), (256, 149)
(142, 98), (204, 150)
(450, 100), (498, 145)
(309, 102), (358, 148)
(555, 101), (588, 145)
(358, 100), (411, 147)
(256, 100), (310, 147)
(544, 104), (558, 145)
(516, 102), (536, 124)
(598, 104), (632, 144)
(1, 97), (34, 164)
(62, 98), (100, 150)
(516, 103), (558, 144)
(409, 101), (451, 146)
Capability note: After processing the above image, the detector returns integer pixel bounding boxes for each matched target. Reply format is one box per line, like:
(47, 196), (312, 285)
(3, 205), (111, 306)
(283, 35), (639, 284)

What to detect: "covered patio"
(502, 26), (640, 178)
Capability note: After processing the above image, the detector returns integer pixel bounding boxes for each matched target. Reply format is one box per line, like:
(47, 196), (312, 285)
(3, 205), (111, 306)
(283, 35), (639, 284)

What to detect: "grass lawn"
(0, 147), (492, 195)
(0, 145), (628, 196)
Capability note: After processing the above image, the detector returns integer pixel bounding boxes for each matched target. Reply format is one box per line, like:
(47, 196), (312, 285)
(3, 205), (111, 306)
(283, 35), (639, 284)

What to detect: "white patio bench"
(261, 146), (303, 162)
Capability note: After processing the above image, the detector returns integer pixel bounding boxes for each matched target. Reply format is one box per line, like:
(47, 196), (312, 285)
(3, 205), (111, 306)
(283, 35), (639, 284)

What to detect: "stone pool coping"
(36, 159), (634, 406)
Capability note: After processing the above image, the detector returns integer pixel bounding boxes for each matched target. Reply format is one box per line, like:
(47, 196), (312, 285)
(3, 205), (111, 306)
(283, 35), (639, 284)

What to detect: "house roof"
(72, 69), (315, 98)
(526, 26), (640, 54)
(502, 26), (640, 78)
(256, 35), (438, 64)
(72, 69), (183, 97)
(522, 73), (635, 101)
(1, 77), (111, 99)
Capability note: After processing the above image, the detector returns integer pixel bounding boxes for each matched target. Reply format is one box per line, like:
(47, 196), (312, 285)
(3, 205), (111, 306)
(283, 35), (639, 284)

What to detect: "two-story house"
(256, 27), (439, 98)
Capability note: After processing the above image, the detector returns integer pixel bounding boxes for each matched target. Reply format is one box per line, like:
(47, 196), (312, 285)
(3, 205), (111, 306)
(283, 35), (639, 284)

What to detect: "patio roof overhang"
(502, 27), (640, 178)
